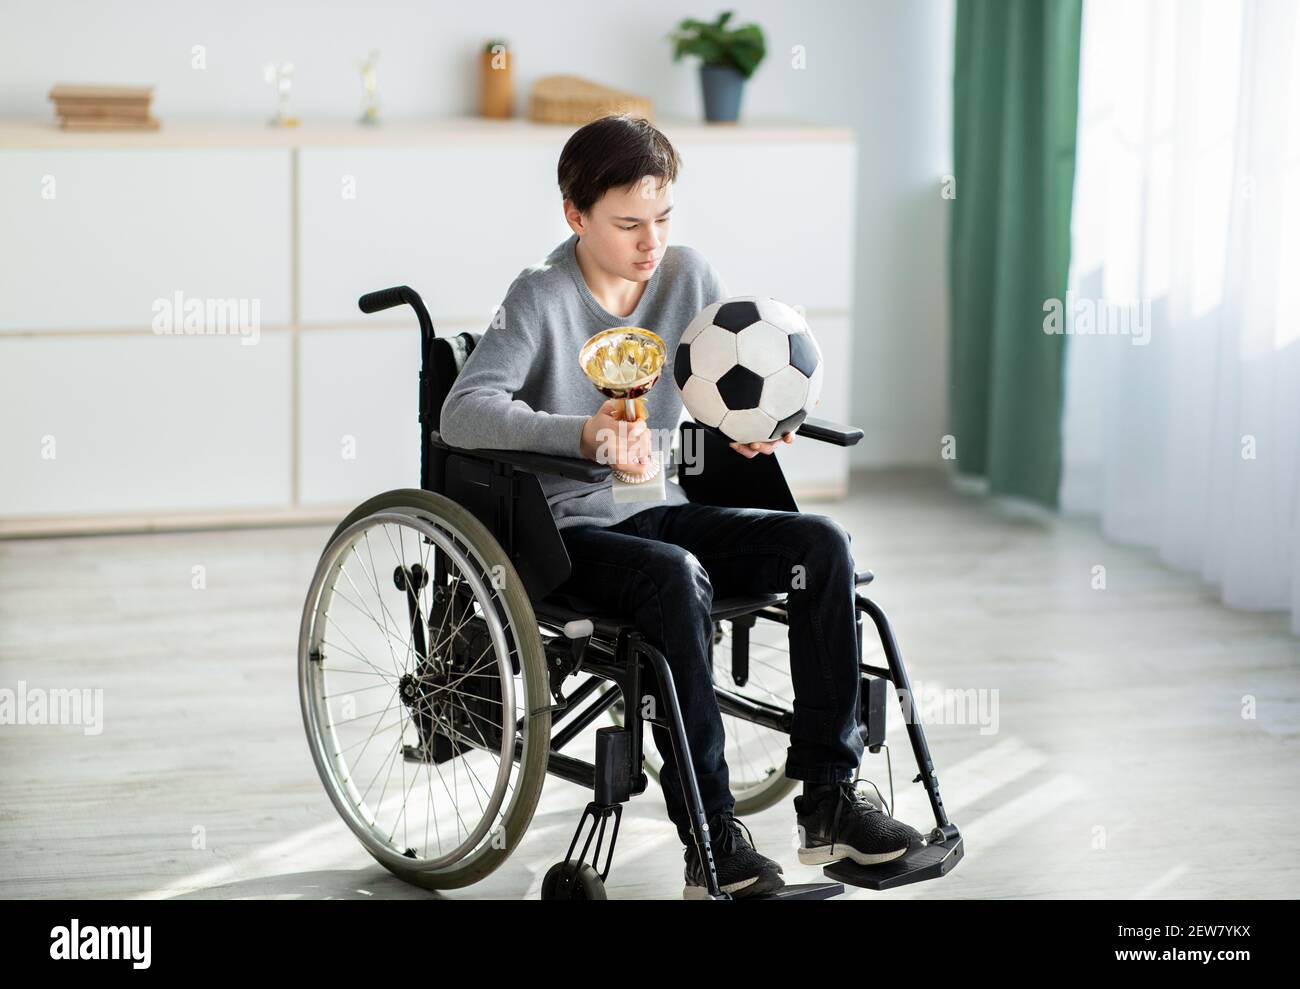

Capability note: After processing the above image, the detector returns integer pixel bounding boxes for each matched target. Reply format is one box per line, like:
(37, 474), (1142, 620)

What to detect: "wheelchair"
(297, 285), (964, 900)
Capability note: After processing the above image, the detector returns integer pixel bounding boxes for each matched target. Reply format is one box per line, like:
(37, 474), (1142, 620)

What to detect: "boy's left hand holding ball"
(729, 432), (795, 458)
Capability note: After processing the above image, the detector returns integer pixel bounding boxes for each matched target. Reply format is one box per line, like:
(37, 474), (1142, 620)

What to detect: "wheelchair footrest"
(744, 881), (844, 901)
(822, 834), (964, 891)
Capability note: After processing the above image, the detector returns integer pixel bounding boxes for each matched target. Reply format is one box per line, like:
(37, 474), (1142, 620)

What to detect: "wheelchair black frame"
(357, 285), (962, 899)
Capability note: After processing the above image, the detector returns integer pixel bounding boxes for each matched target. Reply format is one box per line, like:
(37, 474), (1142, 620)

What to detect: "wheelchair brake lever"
(542, 619), (594, 714)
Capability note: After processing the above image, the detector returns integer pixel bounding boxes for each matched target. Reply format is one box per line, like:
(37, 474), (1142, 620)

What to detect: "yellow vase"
(480, 48), (514, 119)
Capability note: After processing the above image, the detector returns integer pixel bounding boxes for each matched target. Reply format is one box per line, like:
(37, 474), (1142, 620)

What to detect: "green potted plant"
(668, 11), (766, 123)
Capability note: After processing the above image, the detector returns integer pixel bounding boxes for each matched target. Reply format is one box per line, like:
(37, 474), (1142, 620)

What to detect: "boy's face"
(565, 177), (675, 283)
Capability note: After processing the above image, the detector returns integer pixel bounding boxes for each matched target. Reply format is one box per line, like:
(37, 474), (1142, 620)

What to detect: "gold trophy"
(579, 326), (668, 503)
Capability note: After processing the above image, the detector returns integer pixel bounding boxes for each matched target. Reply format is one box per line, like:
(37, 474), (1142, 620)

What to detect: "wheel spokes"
(714, 622), (794, 794)
(304, 511), (527, 870)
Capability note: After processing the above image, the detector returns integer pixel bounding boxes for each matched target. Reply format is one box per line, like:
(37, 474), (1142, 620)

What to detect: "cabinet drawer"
(299, 147), (570, 326)
(0, 333), (292, 516)
(0, 149), (290, 332)
(668, 140), (856, 312)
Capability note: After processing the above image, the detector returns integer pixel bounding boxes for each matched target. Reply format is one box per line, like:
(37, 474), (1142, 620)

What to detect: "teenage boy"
(440, 114), (924, 898)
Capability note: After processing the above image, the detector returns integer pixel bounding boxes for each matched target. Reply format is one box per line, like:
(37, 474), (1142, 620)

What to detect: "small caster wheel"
(540, 861), (607, 900)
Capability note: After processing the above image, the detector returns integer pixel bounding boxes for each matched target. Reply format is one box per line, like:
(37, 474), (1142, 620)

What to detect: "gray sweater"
(439, 233), (728, 530)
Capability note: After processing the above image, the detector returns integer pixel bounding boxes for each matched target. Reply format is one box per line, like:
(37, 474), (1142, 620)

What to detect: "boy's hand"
(581, 399), (653, 476)
(730, 432), (795, 458)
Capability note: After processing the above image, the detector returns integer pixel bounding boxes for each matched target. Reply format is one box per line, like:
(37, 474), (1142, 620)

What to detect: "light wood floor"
(1, 468), (1297, 900)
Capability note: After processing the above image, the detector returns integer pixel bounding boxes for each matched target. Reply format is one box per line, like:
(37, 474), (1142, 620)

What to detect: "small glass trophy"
(357, 50), (381, 125)
(579, 327), (668, 504)
(263, 61), (299, 128)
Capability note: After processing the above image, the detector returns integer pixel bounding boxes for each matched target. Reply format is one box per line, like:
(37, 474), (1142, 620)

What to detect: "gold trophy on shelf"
(579, 326), (668, 504)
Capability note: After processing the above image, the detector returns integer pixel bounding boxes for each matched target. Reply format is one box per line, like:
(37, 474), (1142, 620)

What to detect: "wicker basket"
(528, 75), (654, 125)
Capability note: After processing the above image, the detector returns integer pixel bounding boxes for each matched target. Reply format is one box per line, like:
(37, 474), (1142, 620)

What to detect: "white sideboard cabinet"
(0, 119), (857, 534)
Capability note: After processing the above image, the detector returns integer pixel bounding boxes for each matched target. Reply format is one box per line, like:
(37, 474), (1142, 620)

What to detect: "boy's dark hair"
(557, 114), (681, 215)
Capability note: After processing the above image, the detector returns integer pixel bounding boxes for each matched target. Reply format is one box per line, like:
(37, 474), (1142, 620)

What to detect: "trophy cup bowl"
(579, 326), (668, 501)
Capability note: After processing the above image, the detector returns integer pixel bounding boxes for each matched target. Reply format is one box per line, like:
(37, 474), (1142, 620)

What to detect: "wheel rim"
(300, 509), (533, 875)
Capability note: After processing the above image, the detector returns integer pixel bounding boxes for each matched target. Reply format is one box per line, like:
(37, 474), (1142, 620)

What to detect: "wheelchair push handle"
(358, 285), (435, 347)
(359, 285), (413, 313)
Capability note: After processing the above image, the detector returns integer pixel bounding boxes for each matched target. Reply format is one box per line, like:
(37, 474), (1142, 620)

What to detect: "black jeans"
(554, 501), (864, 846)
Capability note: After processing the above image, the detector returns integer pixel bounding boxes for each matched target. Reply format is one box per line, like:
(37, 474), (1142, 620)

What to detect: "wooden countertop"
(0, 116), (855, 150)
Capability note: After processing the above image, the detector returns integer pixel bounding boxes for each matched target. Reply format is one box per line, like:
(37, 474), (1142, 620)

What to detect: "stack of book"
(48, 84), (159, 131)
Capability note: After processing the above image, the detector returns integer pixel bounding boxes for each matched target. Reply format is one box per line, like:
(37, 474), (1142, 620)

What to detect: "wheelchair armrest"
(429, 430), (612, 483)
(796, 416), (864, 447)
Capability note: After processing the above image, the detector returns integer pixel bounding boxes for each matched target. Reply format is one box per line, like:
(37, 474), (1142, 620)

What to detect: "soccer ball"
(672, 296), (824, 443)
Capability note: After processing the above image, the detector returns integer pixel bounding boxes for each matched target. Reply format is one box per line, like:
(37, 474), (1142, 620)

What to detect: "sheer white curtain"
(1059, 0), (1300, 634)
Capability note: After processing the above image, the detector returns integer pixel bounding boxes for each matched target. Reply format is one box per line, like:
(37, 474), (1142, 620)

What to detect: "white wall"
(0, 0), (953, 468)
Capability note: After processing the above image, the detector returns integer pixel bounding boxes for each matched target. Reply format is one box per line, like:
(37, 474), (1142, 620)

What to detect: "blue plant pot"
(700, 64), (746, 122)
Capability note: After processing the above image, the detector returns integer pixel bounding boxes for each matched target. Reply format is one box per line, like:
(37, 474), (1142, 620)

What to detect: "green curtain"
(949, 0), (1083, 507)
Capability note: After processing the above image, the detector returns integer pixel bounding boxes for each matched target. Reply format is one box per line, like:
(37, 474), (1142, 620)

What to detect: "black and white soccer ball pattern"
(673, 296), (824, 443)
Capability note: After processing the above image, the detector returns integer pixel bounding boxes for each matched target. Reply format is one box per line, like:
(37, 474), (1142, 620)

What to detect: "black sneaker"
(795, 779), (926, 867)
(683, 812), (785, 899)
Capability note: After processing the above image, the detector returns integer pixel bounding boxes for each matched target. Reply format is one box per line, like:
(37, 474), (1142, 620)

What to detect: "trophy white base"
(611, 451), (668, 504)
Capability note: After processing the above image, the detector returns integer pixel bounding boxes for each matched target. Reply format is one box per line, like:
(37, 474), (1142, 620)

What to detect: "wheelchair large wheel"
(299, 488), (551, 890)
(609, 618), (797, 816)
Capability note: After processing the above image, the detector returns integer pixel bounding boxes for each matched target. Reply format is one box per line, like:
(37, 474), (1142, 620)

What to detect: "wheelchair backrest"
(422, 330), (575, 602)
(427, 331), (482, 432)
